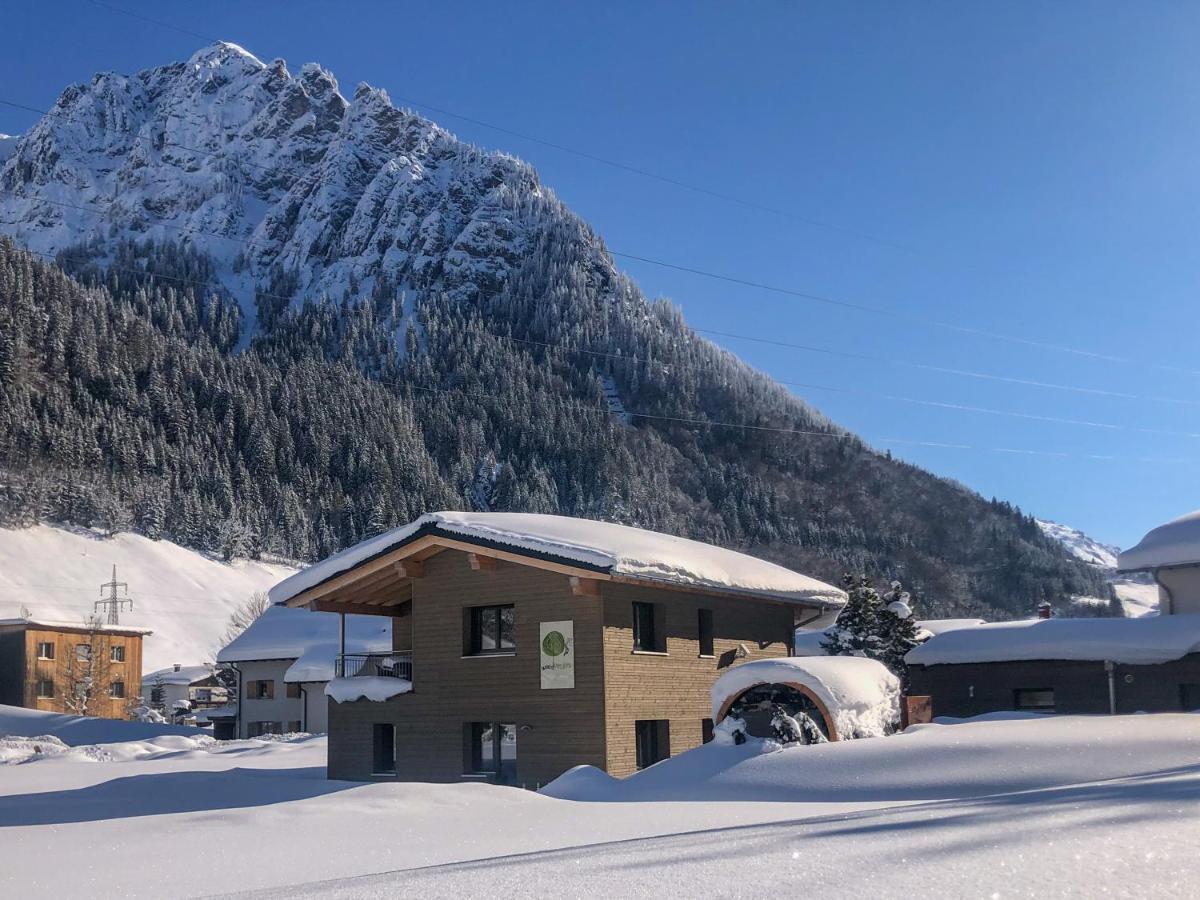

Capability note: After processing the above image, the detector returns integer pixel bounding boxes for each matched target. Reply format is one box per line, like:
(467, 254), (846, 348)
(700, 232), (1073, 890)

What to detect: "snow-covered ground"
(0, 524), (296, 671)
(1, 705), (1198, 897)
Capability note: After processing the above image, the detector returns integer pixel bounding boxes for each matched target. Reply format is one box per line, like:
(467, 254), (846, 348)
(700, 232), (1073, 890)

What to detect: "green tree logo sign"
(542, 630), (569, 657)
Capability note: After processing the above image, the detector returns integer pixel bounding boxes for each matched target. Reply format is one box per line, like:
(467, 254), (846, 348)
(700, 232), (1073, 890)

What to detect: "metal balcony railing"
(335, 651), (412, 681)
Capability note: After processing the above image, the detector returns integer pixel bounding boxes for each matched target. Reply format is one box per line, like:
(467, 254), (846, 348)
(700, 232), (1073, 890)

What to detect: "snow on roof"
(141, 664), (215, 686)
(0, 617), (153, 635)
(269, 512), (846, 608)
(906, 615), (1200, 666)
(1118, 509), (1200, 572)
(711, 656), (900, 739)
(792, 618), (986, 657)
(216, 604), (390, 670)
(283, 636), (393, 683)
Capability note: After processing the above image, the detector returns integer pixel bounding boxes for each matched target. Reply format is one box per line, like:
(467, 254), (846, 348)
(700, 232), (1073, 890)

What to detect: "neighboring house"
(906, 616), (1200, 717)
(1118, 509), (1200, 614)
(215, 604), (390, 738)
(140, 664), (228, 722)
(271, 511), (846, 787)
(0, 617), (151, 719)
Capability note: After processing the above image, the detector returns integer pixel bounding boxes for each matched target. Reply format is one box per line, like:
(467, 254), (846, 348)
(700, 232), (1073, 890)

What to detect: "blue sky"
(2, 1), (1197, 549)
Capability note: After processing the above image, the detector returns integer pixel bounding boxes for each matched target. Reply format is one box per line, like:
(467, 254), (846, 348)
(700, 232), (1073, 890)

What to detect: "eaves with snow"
(269, 511), (847, 608)
(215, 603), (390, 678)
(1118, 509), (1200, 572)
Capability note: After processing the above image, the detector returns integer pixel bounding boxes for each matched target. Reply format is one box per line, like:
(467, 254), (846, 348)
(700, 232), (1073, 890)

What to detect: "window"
(702, 718), (715, 744)
(373, 723), (397, 774)
(698, 609), (714, 657)
(1014, 689), (1055, 712)
(247, 721), (281, 737)
(193, 688), (211, 703)
(466, 722), (517, 783)
(466, 605), (515, 655)
(287, 720), (302, 733)
(246, 680), (275, 700)
(109, 681), (126, 699)
(76, 643), (92, 661)
(635, 720), (670, 769)
(110, 646), (125, 663)
(36, 679), (54, 699)
(286, 682), (302, 699)
(632, 601), (664, 652)
(36, 642), (54, 660)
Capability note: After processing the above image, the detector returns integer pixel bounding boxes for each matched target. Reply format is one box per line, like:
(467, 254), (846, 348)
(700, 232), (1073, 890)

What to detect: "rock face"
(0, 42), (562, 326)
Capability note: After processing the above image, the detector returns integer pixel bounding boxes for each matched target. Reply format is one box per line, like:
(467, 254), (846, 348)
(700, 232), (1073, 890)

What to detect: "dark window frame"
(632, 601), (665, 653)
(465, 721), (517, 783)
(702, 718), (715, 744)
(373, 723), (397, 774)
(635, 719), (670, 769)
(286, 682), (302, 699)
(109, 681), (126, 699)
(36, 642), (55, 660)
(697, 608), (714, 657)
(36, 679), (54, 699)
(465, 604), (516, 656)
(110, 645), (125, 663)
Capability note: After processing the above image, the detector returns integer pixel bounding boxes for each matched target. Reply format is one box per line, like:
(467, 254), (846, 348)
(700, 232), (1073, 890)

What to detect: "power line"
(10, 237), (1200, 444)
(7, 189), (1198, 412)
(0, 13), (1181, 375)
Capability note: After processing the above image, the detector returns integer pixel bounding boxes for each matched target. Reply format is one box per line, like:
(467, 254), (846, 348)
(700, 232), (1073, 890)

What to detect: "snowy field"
(0, 524), (296, 671)
(1, 707), (1198, 898)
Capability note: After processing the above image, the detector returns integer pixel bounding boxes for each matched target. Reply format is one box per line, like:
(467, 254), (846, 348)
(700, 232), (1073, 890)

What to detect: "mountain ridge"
(0, 43), (1115, 621)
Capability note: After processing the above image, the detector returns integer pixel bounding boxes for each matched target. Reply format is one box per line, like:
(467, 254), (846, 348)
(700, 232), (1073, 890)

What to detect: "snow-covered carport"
(711, 656), (901, 742)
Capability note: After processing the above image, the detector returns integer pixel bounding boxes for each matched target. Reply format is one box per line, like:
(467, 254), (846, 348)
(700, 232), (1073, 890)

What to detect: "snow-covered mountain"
(1036, 519), (1157, 617)
(0, 523), (295, 671)
(0, 41), (558, 329)
(1036, 520), (1120, 569)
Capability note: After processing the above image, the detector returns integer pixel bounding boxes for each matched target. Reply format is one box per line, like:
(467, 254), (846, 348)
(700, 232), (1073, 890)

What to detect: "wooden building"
(271, 512), (845, 787)
(905, 615), (1200, 718)
(0, 617), (151, 719)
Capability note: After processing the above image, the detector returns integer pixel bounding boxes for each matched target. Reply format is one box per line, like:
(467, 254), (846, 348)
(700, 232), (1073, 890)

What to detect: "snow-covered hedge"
(325, 677), (413, 703)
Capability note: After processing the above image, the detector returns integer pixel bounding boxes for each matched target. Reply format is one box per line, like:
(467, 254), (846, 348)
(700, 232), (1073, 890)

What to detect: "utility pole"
(95, 565), (133, 625)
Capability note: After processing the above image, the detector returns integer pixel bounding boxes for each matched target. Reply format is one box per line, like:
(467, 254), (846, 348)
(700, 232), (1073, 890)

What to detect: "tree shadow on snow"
(0, 766), (363, 826)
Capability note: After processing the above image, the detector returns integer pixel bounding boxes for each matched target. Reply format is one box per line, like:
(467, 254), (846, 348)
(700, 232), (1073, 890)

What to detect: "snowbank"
(325, 677), (413, 703)
(0, 523), (296, 672)
(1119, 507), (1200, 571)
(0, 704), (204, 745)
(217, 603), (391, 667)
(906, 614), (1200, 666)
(270, 512), (846, 608)
(711, 656), (899, 740)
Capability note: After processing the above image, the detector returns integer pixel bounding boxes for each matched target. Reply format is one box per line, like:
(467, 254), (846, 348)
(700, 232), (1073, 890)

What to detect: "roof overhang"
(278, 523), (835, 614)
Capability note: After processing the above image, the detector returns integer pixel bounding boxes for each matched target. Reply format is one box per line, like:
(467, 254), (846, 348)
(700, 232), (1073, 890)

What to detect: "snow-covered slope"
(1037, 518), (1157, 616)
(0, 41), (556, 327)
(1036, 519), (1120, 569)
(0, 524), (295, 672)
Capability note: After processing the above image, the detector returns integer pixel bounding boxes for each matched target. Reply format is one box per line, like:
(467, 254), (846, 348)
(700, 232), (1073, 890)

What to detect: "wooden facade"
(310, 541), (815, 786)
(909, 654), (1200, 719)
(0, 621), (146, 720)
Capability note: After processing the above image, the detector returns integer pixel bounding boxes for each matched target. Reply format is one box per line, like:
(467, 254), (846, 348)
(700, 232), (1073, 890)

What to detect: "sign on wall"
(539, 620), (575, 689)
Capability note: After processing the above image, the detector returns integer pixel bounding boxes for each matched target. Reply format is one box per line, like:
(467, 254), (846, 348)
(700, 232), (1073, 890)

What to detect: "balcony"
(335, 651), (412, 681)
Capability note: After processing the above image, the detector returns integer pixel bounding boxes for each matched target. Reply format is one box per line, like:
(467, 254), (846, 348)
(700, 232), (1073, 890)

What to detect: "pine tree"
(823, 574), (925, 689)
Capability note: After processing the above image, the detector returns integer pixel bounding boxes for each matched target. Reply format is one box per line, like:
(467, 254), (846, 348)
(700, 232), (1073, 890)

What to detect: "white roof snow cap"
(0, 617), (153, 636)
(1118, 509), (1200, 572)
(216, 604), (391, 667)
(141, 664), (215, 686)
(269, 512), (846, 608)
(906, 615), (1200, 666)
